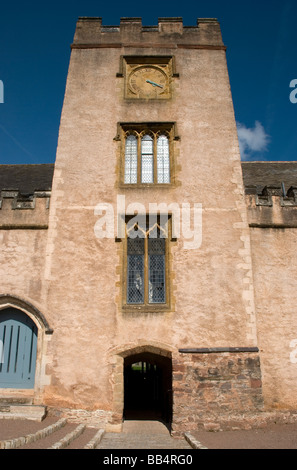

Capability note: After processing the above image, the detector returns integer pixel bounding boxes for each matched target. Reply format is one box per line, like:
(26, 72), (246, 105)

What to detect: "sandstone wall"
(246, 193), (297, 409)
(0, 194), (49, 308)
(0, 193), (52, 401)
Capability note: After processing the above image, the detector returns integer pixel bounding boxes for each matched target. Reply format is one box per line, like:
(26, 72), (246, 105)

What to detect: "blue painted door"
(0, 308), (38, 389)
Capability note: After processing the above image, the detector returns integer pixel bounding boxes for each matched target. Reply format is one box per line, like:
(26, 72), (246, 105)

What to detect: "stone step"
(24, 424), (104, 450)
(0, 417), (105, 449)
(70, 428), (105, 449)
(0, 404), (47, 422)
(0, 418), (67, 449)
(0, 416), (191, 449)
(48, 423), (86, 449)
(0, 398), (33, 405)
(21, 422), (79, 449)
(96, 432), (192, 449)
(95, 420), (192, 449)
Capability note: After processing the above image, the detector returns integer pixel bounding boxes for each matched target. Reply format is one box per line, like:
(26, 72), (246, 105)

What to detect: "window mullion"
(144, 236), (148, 304)
(153, 134), (157, 184)
(137, 134), (141, 184)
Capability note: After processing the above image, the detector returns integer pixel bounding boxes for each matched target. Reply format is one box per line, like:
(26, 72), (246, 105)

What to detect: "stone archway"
(0, 295), (53, 399)
(0, 307), (38, 389)
(124, 351), (172, 424)
(0, 295), (53, 334)
(110, 341), (173, 429)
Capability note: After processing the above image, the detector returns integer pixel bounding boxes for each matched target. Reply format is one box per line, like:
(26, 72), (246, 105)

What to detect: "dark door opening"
(124, 352), (172, 427)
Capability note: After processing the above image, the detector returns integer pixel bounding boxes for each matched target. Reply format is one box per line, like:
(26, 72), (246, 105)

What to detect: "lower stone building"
(0, 17), (297, 434)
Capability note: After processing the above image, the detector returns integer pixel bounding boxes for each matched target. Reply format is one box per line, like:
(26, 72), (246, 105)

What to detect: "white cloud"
(236, 121), (270, 161)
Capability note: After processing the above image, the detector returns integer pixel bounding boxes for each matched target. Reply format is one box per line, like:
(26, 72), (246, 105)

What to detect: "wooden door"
(0, 308), (38, 389)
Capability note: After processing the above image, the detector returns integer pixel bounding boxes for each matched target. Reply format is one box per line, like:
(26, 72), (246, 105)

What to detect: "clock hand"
(146, 79), (163, 88)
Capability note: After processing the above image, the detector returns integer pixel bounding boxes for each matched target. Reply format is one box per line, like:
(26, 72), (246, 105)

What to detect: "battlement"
(245, 186), (297, 228)
(0, 164), (53, 229)
(72, 17), (225, 49)
(0, 190), (50, 210)
(242, 162), (297, 226)
(246, 185), (297, 206)
(0, 191), (50, 229)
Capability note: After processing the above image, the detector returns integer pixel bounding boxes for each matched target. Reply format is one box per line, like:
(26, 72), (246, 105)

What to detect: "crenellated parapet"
(242, 162), (297, 228)
(0, 164), (54, 229)
(0, 190), (51, 229)
(245, 186), (297, 228)
(0, 190), (51, 210)
(252, 185), (297, 207)
(72, 17), (225, 49)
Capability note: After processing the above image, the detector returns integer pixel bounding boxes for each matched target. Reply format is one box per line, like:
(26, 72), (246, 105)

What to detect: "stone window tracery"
(123, 216), (171, 309)
(120, 124), (174, 186)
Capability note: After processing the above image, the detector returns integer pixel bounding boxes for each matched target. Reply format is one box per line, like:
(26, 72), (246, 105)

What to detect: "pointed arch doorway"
(123, 351), (172, 426)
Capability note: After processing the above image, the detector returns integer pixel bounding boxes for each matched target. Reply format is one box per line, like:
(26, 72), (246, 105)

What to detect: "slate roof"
(0, 164), (54, 194)
(241, 162), (297, 193)
(1, 161), (297, 194)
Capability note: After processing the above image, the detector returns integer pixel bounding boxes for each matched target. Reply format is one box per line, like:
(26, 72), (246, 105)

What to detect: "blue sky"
(0, 0), (296, 164)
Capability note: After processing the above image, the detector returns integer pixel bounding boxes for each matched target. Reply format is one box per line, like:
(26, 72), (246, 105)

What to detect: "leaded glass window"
(157, 135), (170, 183)
(126, 219), (168, 306)
(124, 135), (138, 184)
(148, 238), (166, 303)
(122, 126), (173, 185)
(127, 238), (145, 304)
(141, 135), (154, 183)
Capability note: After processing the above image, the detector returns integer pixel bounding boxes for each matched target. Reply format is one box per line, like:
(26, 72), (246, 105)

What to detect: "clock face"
(128, 66), (169, 99)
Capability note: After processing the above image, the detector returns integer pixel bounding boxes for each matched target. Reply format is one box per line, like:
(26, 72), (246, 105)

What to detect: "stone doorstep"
(0, 397), (33, 405)
(0, 404), (47, 422)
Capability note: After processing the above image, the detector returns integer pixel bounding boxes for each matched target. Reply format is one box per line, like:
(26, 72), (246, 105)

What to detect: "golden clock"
(127, 65), (170, 99)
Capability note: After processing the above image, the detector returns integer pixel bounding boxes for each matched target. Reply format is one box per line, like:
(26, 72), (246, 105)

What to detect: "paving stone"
(96, 421), (191, 449)
(96, 433), (191, 449)
(0, 417), (191, 449)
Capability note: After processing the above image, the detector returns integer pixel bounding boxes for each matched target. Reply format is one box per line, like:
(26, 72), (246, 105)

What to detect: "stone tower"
(0, 17), (271, 433)
(42, 17), (262, 432)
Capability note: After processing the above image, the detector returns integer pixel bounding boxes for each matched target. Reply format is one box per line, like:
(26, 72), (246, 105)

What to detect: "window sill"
(121, 303), (171, 314)
(119, 183), (173, 189)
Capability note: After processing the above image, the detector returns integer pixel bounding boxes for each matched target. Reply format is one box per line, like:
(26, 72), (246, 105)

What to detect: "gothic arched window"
(126, 219), (167, 305)
(122, 124), (175, 185)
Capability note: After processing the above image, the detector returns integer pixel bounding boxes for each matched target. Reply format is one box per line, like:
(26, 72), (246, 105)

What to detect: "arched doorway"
(124, 351), (172, 426)
(0, 307), (38, 389)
